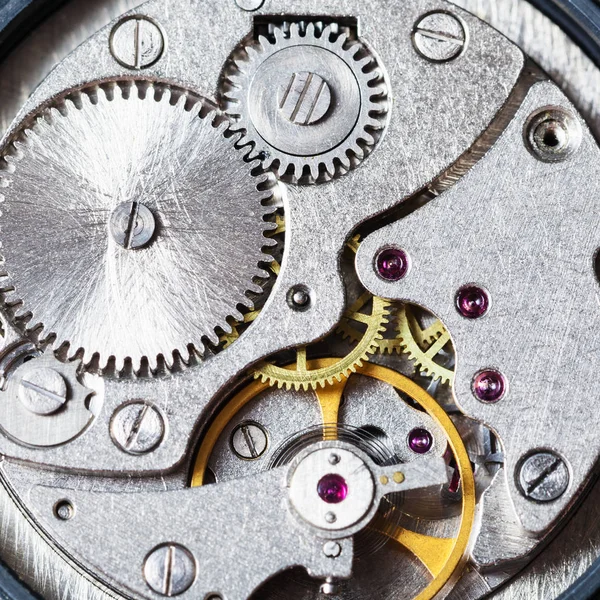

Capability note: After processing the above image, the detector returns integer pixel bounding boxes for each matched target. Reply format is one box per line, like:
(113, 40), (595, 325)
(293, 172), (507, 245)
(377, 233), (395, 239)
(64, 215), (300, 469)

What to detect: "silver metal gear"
(224, 22), (389, 183)
(0, 82), (277, 372)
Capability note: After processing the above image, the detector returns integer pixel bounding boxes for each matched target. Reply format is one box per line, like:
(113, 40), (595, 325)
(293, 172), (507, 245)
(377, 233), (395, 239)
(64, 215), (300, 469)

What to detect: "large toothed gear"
(224, 22), (389, 183)
(0, 82), (278, 372)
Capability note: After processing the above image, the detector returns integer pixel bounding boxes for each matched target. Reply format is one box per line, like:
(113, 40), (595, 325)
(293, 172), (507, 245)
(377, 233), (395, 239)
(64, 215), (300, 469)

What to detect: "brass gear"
(192, 361), (476, 600)
(338, 297), (454, 383)
(397, 304), (454, 385)
(253, 296), (390, 390)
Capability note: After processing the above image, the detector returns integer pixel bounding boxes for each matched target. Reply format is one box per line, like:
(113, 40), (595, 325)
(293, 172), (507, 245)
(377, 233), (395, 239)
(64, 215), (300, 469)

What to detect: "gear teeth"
(223, 21), (388, 184)
(0, 80), (279, 374)
(254, 296), (389, 390)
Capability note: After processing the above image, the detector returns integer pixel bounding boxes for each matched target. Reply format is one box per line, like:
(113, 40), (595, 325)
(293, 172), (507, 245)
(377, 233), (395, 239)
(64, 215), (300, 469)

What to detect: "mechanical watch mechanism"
(0, 1), (598, 600)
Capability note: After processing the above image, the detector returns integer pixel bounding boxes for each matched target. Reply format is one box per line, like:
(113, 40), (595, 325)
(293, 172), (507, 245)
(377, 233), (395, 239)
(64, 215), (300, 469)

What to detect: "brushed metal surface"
(356, 80), (600, 535)
(0, 1), (596, 600)
(0, 84), (275, 370)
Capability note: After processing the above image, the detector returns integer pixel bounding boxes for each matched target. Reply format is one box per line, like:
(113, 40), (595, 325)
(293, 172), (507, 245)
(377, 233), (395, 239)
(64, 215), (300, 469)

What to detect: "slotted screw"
(110, 16), (165, 70)
(413, 12), (467, 63)
(230, 422), (269, 460)
(143, 544), (196, 596)
(518, 451), (570, 502)
(19, 367), (68, 415)
(111, 401), (166, 455)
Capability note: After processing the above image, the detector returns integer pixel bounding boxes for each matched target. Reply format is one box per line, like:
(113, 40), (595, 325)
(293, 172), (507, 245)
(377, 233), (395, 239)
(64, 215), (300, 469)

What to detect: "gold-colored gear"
(397, 304), (454, 385)
(253, 296), (390, 390)
(191, 360), (476, 600)
(338, 298), (454, 383)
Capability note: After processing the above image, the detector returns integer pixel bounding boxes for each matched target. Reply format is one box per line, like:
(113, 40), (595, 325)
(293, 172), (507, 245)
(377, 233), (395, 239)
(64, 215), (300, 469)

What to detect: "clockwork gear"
(0, 81), (278, 372)
(1, 1), (600, 600)
(337, 294), (453, 386)
(192, 360), (476, 600)
(224, 21), (389, 183)
(253, 296), (390, 390)
(396, 305), (455, 385)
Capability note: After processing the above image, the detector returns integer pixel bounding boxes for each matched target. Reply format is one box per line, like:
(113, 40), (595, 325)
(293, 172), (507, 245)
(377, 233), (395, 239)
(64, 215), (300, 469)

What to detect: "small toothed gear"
(253, 296), (390, 390)
(396, 305), (454, 385)
(0, 82), (278, 372)
(224, 22), (389, 183)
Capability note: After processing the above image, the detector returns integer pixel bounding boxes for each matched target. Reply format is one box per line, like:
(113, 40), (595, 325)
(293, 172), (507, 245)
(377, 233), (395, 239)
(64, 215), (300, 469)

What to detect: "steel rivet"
(287, 285), (313, 311)
(54, 499), (75, 521)
(525, 107), (582, 163)
(323, 541), (342, 558)
(328, 453), (341, 465)
(325, 511), (337, 523)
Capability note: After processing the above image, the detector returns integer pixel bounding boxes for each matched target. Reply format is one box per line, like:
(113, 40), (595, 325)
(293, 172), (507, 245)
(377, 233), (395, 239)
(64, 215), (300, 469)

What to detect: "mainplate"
(0, 0), (597, 599)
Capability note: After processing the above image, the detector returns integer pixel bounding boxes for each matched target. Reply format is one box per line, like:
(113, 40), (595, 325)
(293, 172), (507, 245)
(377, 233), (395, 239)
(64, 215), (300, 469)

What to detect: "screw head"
(19, 367), (68, 415)
(472, 369), (507, 403)
(518, 451), (570, 502)
(230, 421), (269, 460)
(235, 0), (265, 10)
(525, 107), (582, 163)
(110, 16), (165, 70)
(413, 12), (467, 63)
(287, 285), (313, 311)
(278, 72), (332, 125)
(110, 401), (166, 455)
(110, 202), (156, 250)
(456, 285), (490, 319)
(375, 247), (410, 281)
(143, 544), (197, 597)
(323, 541), (342, 558)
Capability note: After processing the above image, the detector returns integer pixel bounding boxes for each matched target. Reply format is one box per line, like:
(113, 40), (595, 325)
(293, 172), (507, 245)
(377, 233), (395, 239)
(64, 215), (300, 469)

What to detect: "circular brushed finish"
(0, 83), (275, 370)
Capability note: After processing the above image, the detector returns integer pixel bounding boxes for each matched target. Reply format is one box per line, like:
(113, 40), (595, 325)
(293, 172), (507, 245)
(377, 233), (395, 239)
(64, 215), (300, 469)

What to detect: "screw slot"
(517, 450), (570, 503)
(230, 421), (269, 460)
(144, 543), (197, 597)
(110, 400), (166, 455)
(412, 11), (468, 63)
(110, 16), (165, 70)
